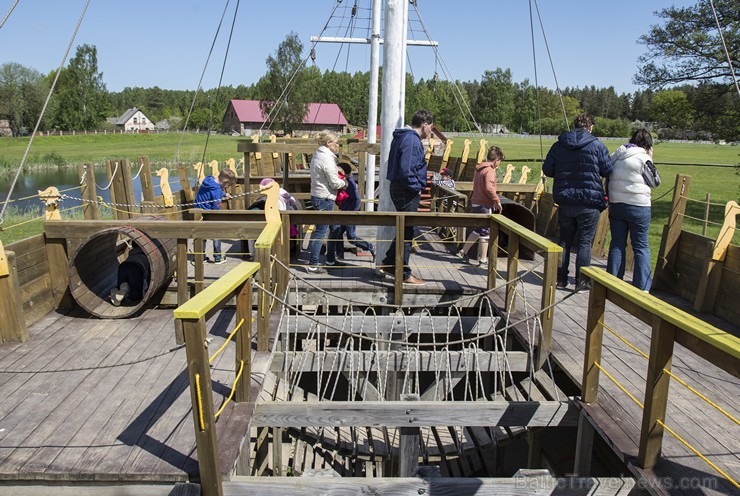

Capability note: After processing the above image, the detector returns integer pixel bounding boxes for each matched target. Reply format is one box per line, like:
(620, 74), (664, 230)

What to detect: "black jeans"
(382, 185), (420, 279)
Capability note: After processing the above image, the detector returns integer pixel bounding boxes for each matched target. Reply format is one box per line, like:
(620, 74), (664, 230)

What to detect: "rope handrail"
(598, 319), (739, 426)
(214, 360), (245, 419)
(254, 275), (575, 348)
(0, 344), (185, 374)
(682, 195), (735, 208)
(593, 361), (739, 489)
(677, 212), (728, 228)
(208, 318), (245, 364)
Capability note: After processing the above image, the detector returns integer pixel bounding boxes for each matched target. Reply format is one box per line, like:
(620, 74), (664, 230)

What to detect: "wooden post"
(235, 279), (252, 403)
(0, 249), (28, 343)
(505, 232), (520, 313)
(122, 158), (136, 216)
(78, 163), (99, 220)
(45, 236), (74, 310)
(638, 317), (676, 469)
(181, 318), (223, 496)
(487, 218), (499, 290)
(398, 393), (420, 477)
(702, 192), (710, 236)
(574, 280), (606, 476)
(536, 250), (559, 369)
(175, 239), (189, 344)
(279, 217), (290, 297)
(179, 166), (195, 204)
(256, 243), (270, 352)
(654, 174), (691, 289)
(139, 156), (155, 203)
(394, 214), (404, 306)
(243, 151), (252, 208)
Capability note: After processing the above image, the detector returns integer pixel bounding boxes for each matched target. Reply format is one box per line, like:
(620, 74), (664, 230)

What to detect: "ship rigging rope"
(201, 0), (240, 164)
(258, 1), (343, 134)
(528, 0), (545, 158)
(411, 2), (481, 135)
(708, 0), (740, 97)
(0, 0), (19, 29)
(531, 0), (569, 130)
(0, 0), (91, 228)
(176, 0), (232, 161)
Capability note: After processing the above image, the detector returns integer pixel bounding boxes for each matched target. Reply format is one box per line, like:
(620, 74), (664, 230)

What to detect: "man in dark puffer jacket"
(543, 113), (612, 291)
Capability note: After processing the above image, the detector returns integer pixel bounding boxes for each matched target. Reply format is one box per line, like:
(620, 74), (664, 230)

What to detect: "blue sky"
(1, 0), (695, 95)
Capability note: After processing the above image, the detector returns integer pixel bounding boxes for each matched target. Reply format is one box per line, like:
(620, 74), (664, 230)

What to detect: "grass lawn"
(1, 133), (738, 266)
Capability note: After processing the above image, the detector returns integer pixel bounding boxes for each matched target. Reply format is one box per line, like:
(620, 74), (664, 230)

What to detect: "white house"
(114, 107), (155, 132)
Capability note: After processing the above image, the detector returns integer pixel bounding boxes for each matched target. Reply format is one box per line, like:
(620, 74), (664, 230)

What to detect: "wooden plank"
(279, 316), (500, 335)
(271, 350), (529, 373)
(44, 220), (267, 240)
(2, 483), (200, 496)
(251, 400), (577, 428)
(44, 235), (73, 310)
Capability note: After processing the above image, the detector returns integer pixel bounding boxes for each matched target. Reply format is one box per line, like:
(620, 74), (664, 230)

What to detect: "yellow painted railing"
(576, 266), (740, 479)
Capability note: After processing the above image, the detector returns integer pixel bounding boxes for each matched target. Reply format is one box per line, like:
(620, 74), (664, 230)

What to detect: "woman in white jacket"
(306, 130), (347, 273)
(606, 128), (655, 291)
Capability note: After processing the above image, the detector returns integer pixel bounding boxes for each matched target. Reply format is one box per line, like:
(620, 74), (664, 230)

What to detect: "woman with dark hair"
(606, 128), (656, 291)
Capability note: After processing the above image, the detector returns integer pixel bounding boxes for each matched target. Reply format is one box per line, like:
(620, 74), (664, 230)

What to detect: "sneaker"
(574, 280), (591, 293)
(556, 278), (568, 289)
(403, 275), (427, 286)
(306, 265), (327, 274)
(478, 259), (489, 268)
(379, 266), (395, 278)
(455, 250), (469, 263)
(213, 257), (227, 265)
(326, 260), (346, 267)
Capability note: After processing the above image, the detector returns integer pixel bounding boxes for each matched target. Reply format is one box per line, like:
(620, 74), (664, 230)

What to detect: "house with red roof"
(222, 99), (348, 136)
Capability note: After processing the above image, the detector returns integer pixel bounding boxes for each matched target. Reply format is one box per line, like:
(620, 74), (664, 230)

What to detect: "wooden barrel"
(500, 197), (536, 260)
(68, 224), (176, 318)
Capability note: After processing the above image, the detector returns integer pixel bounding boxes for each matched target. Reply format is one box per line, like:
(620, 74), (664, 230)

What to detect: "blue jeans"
(557, 205), (601, 284)
(209, 239), (222, 261)
(308, 196), (336, 266)
(382, 185), (420, 279)
(607, 202), (652, 290)
(327, 224), (374, 263)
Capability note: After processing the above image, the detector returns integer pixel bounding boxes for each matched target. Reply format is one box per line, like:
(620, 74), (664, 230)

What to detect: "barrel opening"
(68, 226), (174, 319)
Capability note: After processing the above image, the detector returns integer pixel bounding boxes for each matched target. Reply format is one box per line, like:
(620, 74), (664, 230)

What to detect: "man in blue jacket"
(380, 109), (434, 286)
(542, 113), (612, 291)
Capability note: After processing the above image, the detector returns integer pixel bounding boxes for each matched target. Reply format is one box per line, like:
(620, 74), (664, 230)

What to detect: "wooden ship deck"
(0, 150), (737, 496)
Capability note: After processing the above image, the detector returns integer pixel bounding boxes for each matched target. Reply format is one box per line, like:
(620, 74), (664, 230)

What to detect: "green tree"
(53, 44), (108, 130)
(635, 0), (739, 88)
(650, 89), (693, 128)
(0, 62), (48, 135)
(474, 68), (515, 130)
(258, 32), (310, 134)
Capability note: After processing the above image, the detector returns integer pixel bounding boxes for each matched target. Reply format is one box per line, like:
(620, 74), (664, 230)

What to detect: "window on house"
(133, 117), (138, 124)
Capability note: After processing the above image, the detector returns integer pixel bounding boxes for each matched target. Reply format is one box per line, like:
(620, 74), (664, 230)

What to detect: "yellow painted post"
(38, 187), (62, 221)
(461, 139), (472, 164)
(442, 139), (453, 166)
(502, 164), (515, 184)
(476, 139), (488, 163)
(536, 250), (560, 369)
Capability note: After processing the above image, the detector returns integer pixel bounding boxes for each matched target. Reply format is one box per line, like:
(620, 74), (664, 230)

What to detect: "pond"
(0, 165), (190, 216)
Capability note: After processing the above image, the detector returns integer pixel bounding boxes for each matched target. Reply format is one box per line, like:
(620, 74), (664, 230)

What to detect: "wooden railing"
(575, 266), (740, 475)
(174, 261), (259, 496)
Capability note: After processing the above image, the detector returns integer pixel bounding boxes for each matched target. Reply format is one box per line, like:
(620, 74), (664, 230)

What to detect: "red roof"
(229, 99), (348, 126)
(353, 126), (382, 139)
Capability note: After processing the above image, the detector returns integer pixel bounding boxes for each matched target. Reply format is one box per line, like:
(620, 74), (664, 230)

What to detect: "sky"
(1, 0), (697, 96)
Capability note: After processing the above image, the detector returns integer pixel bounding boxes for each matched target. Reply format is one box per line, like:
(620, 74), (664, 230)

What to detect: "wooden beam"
(251, 400), (577, 428)
(638, 317), (675, 469)
(0, 250), (28, 343)
(279, 315), (501, 335)
(44, 220), (267, 240)
(270, 350), (529, 373)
